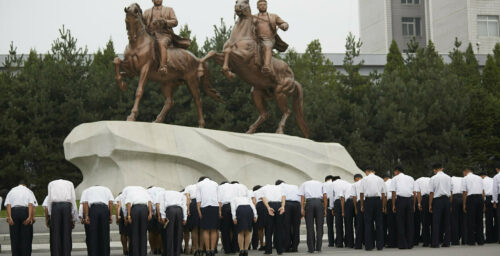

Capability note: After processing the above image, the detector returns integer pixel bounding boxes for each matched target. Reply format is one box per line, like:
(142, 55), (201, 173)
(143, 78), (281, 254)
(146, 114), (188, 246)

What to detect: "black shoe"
(430, 245), (439, 248)
(258, 247), (265, 251)
(307, 250), (314, 254)
(442, 244), (450, 248)
(422, 244), (429, 247)
(264, 252), (272, 255)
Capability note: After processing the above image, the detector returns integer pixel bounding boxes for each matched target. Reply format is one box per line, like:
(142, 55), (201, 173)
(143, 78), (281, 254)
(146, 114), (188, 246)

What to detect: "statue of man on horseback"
(253, 0), (289, 75)
(144, 0), (190, 75)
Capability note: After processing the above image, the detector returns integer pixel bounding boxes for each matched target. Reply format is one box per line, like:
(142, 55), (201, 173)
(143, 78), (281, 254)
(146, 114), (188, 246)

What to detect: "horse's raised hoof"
(276, 128), (284, 134)
(126, 114), (136, 121)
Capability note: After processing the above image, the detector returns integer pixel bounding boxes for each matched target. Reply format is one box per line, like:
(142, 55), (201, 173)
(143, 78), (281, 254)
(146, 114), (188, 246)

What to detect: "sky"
(0, 0), (359, 54)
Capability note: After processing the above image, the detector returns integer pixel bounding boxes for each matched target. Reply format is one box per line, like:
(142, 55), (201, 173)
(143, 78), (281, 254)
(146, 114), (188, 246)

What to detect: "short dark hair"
(354, 174), (363, 180)
(198, 176), (209, 182)
(463, 166), (474, 172)
(231, 181), (239, 184)
(275, 180), (284, 185)
(432, 163), (442, 170)
(478, 171), (488, 176)
(382, 174), (391, 179)
(220, 181), (228, 185)
(494, 162), (500, 169)
(332, 176), (341, 181)
(324, 175), (334, 182)
(394, 166), (404, 173)
(147, 185), (154, 189)
(364, 166), (374, 171)
(180, 189), (185, 193)
(253, 185), (262, 191)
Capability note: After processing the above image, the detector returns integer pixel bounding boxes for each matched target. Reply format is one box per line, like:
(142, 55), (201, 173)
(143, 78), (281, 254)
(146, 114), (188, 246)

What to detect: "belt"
(12, 206), (28, 209)
(286, 200), (300, 203)
(422, 194), (429, 197)
(90, 202), (107, 207)
(452, 193), (462, 197)
(467, 194), (482, 198)
(397, 196), (412, 199)
(365, 196), (380, 199)
(435, 195), (449, 199)
(306, 198), (322, 201)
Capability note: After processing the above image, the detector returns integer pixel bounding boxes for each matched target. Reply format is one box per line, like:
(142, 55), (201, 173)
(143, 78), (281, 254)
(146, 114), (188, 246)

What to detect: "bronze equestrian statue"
(113, 2), (222, 127)
(203, 0), (309, 138)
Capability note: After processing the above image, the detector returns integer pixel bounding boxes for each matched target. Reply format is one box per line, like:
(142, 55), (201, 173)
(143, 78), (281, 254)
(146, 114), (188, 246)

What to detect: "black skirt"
(200, 206), (219, 230)
(256, 202), (266, 228)
(236, 205), (254, 233)
(147, 212), (161, 233)
(118, 210), (130, 235)
(186, 199), (200, 230)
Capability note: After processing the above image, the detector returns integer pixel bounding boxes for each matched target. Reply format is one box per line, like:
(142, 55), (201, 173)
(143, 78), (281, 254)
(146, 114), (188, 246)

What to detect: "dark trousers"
(451, 194), (466, 245)
(326, 205), (334, 246)
(9, 207), (33, 256)
(466, 195), (484, 245)
(84, 224), (90, 255)
(484, 195), (497, 243)
(385, 205), (397, 248)
(162, 206), (184, 256)
(88, 204), (110, 256)
(354, 202), (364, 249)
(265, 202), (284, 254)
(221, 204), (238, 253)
(283, 201), (301, 251)
(497, 194), (500, 244)
(420, 195), (431, 246)
(130, 205), (148, 256)
(50, 202), (72, 256)
(363, 197), (383, 251)
(344, 199), (355, 248)
(413, 206), (420, 245)
(304, 198), (324, 252)
(333, 199), (344, 247)
(251, 222), (259, 249)
(431, 196), (450, 247)
(396, 196), (414, 249)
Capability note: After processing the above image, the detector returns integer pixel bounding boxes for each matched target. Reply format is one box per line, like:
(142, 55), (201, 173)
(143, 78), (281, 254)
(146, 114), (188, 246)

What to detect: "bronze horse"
(204, 0), (309, 138)
(114, 3), (222, 127)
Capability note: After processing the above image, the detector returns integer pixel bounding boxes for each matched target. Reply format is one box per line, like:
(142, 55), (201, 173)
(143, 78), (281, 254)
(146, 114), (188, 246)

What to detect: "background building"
(359, 0), (500, 54)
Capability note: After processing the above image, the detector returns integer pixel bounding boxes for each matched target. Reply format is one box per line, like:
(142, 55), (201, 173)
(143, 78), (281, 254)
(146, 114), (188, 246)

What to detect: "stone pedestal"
(64, 121), (362, 196)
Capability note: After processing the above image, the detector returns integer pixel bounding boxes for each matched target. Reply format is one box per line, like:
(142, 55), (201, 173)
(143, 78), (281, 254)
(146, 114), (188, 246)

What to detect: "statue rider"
(144, 0), (190, 75)
(253, 0), (289, 75)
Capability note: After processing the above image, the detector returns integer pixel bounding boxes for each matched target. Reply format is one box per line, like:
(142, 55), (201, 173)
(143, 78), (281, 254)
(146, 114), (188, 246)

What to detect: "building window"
(402, 17), (421, 36)
(478, 15), (499, 37)
(401, 0), (420, 4)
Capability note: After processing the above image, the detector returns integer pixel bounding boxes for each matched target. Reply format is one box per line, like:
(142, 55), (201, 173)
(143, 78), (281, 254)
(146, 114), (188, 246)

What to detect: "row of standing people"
(3, 162), (500, 255)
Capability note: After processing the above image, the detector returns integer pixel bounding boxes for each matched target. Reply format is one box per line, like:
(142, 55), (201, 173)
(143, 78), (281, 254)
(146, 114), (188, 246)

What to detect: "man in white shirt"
(114, 192), (129, 255)
(340, 175), (357, 248)
(259, 184), (286, 254)
(4, 183), (37, 256)
(299, 180), (326, 253)
(480, 172), (496, 243)
(331, 176), (351, 248)
(218, 181), (239, 254)
(390, 166), (415, 249)
(276, 180), (301, 252)
(382, 174), (397, 248)
(196, 177), (219, 256)
(351, 174), (364, 249)
(157, 190), (188, 256)
(450, 175), (466, 245)
(251, 185), (266, 251)
(123, 186), (153, 256)
(492, 162), (500, 244)
(80, 185), (114, 256)
(184, 183), (201, 254)
(147, 186), (165, 254)
(462, 167), (485, 245)
(359, 167), (386, 251)
(322, 175), (335, 247)
(414, 174), (431, 246)
(428, 163), (451, 248)
(47, 179), (77, 256)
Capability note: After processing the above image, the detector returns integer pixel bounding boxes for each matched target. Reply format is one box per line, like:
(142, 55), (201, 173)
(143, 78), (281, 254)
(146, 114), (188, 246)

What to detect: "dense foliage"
(1, 24), (499, 199)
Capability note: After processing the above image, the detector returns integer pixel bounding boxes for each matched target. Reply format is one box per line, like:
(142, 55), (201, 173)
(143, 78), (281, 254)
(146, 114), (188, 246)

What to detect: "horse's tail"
(292, 81), (309, 138)
(198, 51), (223, 103)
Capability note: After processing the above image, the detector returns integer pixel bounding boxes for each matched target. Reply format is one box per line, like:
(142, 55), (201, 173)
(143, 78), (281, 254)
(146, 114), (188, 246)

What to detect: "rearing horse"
(206, 0), (309, 138)
(114, 3), (222, 127)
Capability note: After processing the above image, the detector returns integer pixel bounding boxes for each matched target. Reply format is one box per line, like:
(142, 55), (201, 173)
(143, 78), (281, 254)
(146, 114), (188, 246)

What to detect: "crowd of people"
(3, 163), (500, 256)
